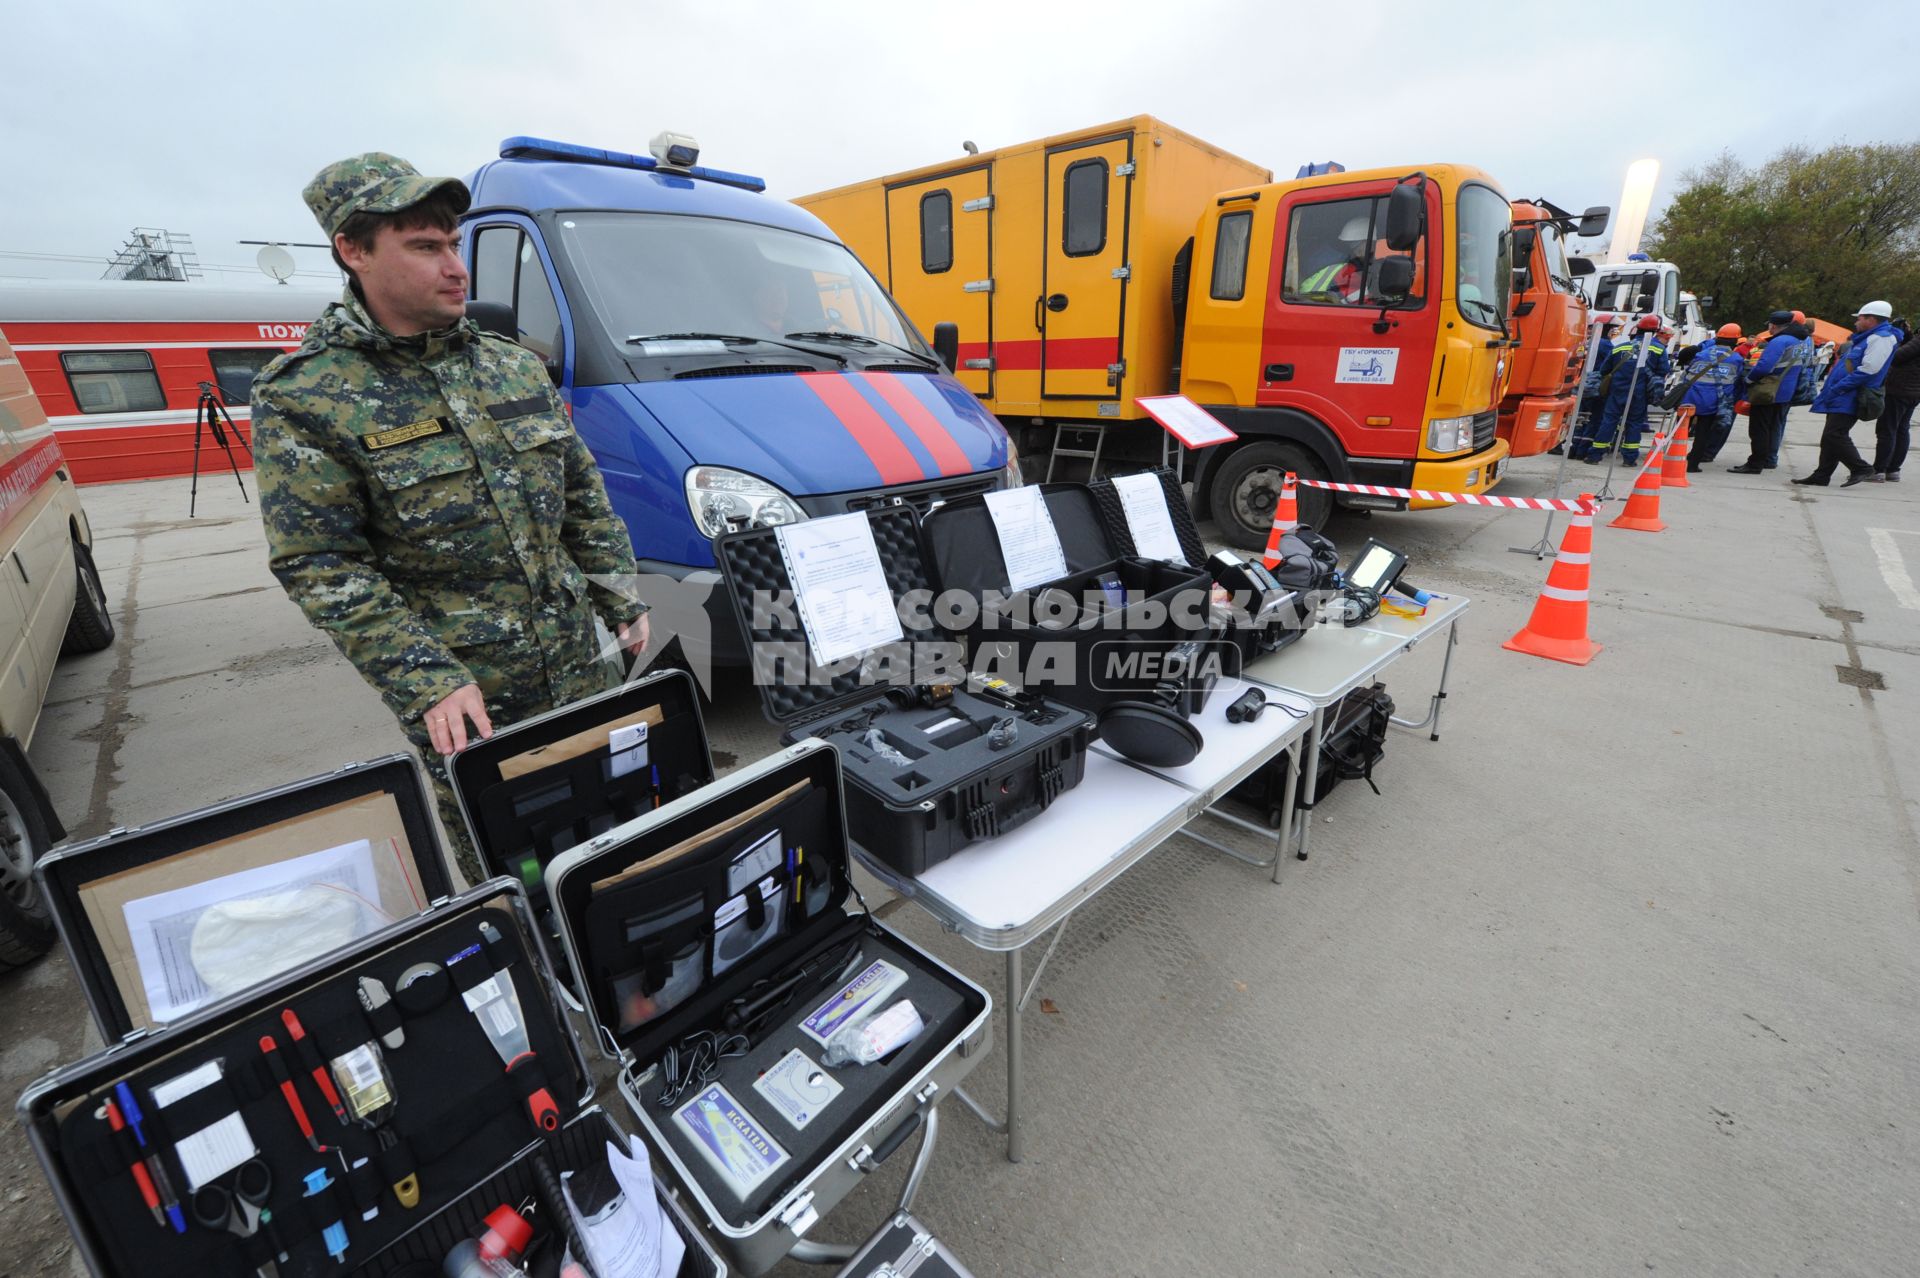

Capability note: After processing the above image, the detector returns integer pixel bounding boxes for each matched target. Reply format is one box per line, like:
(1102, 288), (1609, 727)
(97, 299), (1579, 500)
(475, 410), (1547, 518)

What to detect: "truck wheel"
(62, 540), (115, 655)
(1208, 442), (1333, 549)
(0, 748), (56, 969)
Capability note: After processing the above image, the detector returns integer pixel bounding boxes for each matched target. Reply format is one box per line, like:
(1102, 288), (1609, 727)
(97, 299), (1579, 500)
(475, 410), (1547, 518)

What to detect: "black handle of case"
(868, 1110), (923, 1167)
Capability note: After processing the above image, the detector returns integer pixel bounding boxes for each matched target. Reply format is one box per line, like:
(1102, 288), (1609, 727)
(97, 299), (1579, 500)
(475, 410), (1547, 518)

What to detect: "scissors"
(191, 1158), (272, 1237)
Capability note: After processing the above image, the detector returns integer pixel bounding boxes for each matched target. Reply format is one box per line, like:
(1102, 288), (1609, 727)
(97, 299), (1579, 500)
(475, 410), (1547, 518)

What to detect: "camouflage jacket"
(253, 291), (639, 723)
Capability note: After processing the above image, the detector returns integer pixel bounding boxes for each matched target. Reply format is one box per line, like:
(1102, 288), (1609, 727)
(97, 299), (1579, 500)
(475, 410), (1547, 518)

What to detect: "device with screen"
(1343, 539), (1408, 595)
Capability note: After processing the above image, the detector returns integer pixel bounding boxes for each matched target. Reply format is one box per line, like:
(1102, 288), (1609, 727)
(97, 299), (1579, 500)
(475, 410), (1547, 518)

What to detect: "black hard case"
(545, 739), (993, 1276)
(17, 878), (726, 1278)
(834, 1211), (977, 1278)
(918, 474), (1217, 717)
(449, 673), (716, 964)
(35, 755), (453, 1044)
(714, 507), (1093, 877)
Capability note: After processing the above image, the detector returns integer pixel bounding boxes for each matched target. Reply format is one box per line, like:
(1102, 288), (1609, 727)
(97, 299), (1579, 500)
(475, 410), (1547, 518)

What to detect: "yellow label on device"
(362, 418), (445, 450)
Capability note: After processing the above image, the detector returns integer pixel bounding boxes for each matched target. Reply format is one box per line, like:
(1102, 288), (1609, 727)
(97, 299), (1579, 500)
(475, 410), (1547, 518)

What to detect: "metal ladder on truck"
(1043, 421), (1187, 483)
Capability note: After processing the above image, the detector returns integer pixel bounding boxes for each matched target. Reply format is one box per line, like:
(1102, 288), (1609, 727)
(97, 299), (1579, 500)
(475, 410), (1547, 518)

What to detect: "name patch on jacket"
(362, 418), (448, 450)
(486, 397), (548, 421)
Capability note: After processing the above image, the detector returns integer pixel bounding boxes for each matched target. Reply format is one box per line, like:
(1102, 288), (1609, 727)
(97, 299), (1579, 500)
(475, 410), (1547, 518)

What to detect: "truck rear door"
(885, 166), (993, 397)
(1041, 134), (1131, 400)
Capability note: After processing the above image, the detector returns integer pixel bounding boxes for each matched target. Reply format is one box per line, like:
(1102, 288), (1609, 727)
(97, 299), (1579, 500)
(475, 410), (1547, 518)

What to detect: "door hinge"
(1110, 265), (1131, 280)
(777, 1191), (819, 1236)
(962, 279), (994, 293)
(1115, 162), (1136, 176)
(1106, 361), (1126, 388)
(961, 196), (994, 212)
(962, 358), (994, 371)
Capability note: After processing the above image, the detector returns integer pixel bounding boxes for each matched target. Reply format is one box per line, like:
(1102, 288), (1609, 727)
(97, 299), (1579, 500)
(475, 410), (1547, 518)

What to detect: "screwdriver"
(261, 1033), (330, 1153)
(282, 1008), (349, 1127)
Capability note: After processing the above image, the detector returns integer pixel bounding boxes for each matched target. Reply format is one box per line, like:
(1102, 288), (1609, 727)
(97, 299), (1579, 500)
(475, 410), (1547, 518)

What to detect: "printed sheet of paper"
(151, 1060), (257, 1192)
(121, 839), (378, 1023)
(1110, 471), (1187, 564)
(983, 486), (1068, 591)
(563, 1135), (684, 1278)
(1135, 394), (1239, 448)
(777, 513), (903, 666)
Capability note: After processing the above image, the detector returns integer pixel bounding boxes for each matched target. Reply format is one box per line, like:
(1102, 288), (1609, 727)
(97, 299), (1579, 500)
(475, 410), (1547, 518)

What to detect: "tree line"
(1647, 142), (1920, 332)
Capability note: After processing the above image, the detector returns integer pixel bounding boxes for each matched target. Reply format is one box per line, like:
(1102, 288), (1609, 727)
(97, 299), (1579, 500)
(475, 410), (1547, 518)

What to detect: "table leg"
(1273, 736), (1300, 884)
(1006, 945), (1025, 1163)
(1295, 707), (1325, 861)
(1429, 619), (1458, 741)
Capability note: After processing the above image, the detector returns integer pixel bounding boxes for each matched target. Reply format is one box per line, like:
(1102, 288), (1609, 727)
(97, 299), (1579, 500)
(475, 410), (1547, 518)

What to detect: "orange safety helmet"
(1791, 310), (1806, 323)
(1717, 322), (1742, 339)
(1636, 315), (1661, 331)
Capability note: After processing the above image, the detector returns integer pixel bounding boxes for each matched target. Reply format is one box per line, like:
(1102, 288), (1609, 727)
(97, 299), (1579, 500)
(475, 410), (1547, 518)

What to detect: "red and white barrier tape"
(1294, 478), (1594, 514)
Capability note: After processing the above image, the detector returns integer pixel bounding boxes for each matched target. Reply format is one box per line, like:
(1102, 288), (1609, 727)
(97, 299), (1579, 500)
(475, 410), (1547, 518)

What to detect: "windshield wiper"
(785, 331), (941, 369)
(625, 332), (846, 366)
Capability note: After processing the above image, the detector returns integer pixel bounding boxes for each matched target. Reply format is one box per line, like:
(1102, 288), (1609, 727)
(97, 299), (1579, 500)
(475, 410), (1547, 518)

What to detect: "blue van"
(461, 136), (1014, 665)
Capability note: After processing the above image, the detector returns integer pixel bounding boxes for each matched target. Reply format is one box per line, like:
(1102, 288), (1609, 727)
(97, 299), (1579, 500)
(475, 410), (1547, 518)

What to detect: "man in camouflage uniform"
(252, 153), (647, 882)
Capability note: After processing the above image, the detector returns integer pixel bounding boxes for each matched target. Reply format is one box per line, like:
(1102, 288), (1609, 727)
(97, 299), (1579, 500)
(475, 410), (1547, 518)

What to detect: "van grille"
(673, 364), (815, 380)
(800, 472), (999, 518)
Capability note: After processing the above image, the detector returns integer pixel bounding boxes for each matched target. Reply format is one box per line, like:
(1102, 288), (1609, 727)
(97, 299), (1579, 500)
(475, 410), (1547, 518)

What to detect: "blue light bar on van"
(1295, 161), (1347, 178)
(497, 136), (767, 192)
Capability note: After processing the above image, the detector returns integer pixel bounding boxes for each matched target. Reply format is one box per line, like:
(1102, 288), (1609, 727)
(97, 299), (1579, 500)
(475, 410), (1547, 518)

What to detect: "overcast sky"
(5, 0), (1913, 289)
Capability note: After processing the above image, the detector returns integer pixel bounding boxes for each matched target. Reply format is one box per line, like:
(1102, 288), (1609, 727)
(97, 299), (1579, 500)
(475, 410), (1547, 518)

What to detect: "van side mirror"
(465, 300), (517, 342)
(1578, 206), (1611, 238)
(1372, 255), (1415, 301)
(1568, 256), (1595, 277)
(931, 321), (960, 374)
(1511, 227), (1537, 258)
(1384, 182), (1424, 252)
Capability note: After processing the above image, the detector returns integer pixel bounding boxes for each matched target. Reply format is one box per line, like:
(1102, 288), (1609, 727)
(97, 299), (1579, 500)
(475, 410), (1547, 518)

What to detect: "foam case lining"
(714, 508), (1093, 876)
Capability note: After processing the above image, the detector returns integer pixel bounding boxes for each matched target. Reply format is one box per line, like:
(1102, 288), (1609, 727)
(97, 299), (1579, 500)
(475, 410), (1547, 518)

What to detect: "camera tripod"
(189, 382), (252, 517)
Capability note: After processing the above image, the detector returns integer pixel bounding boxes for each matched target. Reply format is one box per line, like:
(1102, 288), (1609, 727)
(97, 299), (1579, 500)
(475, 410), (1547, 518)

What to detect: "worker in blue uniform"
(1584, 316), (1670, 466)
(1682, 324), (1747, 469)
(1563, 320), (1623, 460)
(1728, 312), (1801, 472)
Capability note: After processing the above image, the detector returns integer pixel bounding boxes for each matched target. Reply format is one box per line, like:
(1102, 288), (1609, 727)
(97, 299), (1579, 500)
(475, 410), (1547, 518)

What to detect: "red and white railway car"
(0, 281), (333, 485)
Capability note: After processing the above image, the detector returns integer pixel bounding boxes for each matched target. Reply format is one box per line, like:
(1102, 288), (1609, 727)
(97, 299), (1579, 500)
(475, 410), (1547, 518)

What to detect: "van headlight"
(684, 466), (807, 536)
(1426, 414), (1475, 454)
(1001, 436), (1025, 489)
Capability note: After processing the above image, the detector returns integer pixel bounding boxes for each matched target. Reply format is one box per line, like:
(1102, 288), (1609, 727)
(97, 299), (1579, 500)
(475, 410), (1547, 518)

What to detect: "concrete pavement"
(3, 404), (1917, 1276)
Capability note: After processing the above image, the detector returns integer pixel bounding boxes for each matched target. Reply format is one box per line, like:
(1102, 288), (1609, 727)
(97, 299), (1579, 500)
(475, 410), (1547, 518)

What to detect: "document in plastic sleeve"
(800, 958), (908, 1045)
(1134, 394), (1239, 447)
(1110, 471), (1186, 564)
(983, 486), (1068, 591)
(777, 513), (904, 666)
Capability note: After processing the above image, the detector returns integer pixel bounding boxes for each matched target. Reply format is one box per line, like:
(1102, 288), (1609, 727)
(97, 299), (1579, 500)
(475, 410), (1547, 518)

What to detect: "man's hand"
(425, 683), (493, 755)
(616, 613), (651, 657)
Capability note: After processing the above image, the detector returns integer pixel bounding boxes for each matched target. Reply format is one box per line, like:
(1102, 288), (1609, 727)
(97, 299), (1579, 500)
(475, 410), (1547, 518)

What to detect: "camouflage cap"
(303, 152), (471, 239)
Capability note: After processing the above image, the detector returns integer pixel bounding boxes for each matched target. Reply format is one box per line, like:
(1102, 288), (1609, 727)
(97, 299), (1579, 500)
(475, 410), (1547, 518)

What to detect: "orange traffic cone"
(1260, 471), (1300, 570)
(1504, 495), (1602, 665)
(1661, 410), (1692, 488)
(1608, 438), (1668, 532)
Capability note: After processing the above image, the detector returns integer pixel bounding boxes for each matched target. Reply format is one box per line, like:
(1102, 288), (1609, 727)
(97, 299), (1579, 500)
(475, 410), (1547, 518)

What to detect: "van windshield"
(557, 212), (929, 359)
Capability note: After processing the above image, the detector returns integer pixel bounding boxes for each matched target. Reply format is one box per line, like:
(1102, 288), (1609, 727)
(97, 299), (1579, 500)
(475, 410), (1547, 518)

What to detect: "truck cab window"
(1282, 195), (1423, 309)
(1210, 211), (1252, 301)
(920, 190), (952, 274)
(1062, 159), (1108, 256)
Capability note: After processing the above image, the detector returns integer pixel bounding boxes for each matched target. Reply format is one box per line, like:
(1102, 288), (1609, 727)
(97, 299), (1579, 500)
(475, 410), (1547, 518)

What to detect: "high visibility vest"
(1300, 262), (1347, 293)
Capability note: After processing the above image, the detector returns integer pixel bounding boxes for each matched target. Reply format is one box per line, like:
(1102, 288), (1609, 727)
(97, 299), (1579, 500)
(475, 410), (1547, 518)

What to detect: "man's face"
(1855, 312), (1879, 332)
(336, 221), (469, 335)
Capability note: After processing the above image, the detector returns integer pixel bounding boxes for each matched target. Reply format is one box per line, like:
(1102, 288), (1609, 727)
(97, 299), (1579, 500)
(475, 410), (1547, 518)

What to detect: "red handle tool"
(282, 1008), (348, 1126)
(100, 1098), (163, 1228)
(260, 1033), (325, 1151)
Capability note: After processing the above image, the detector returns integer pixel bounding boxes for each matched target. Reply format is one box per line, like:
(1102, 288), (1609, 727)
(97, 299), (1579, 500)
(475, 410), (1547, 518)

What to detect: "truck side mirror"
(931, 321), (960, 374)
(1511, 227), (1537, 257)
(1699, 295), (1716, 309)
(1578, 206), (1611, 238)
(1372, 254), (1416, 301)
(1568, 256), (1596, 277)
(1384, 182), (1424, 252)
(1512, 266), (1533, 294)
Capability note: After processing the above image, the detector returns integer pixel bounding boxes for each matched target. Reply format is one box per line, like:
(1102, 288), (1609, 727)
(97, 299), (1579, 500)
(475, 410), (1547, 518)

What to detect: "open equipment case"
(449, 672), (716, 982)
(544, 739), (993, 1275)
(714, 505), (1094, 877)
(19, 755), (724, 1276)
(919, 472), (1228, 764)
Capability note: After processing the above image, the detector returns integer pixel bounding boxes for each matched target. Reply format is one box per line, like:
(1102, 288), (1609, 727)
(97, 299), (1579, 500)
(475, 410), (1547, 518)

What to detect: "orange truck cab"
(1497, 200), (1609, 456)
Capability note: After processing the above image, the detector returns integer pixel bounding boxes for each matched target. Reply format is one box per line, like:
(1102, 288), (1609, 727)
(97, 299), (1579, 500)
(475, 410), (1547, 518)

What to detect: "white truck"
(1575, 257), (1712, 350)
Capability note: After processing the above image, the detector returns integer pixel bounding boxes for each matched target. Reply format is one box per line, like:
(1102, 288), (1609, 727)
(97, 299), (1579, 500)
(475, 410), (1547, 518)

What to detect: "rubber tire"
(1208, 441), (1334, 550)
(62, 540), (115, 655)
(0, 747), (56, 969)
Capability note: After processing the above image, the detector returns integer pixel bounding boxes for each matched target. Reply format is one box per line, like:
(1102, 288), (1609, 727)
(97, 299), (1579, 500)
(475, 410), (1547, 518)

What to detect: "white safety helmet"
(1338, 216), (1370, 242)
(1856, 299), (1893, 318)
